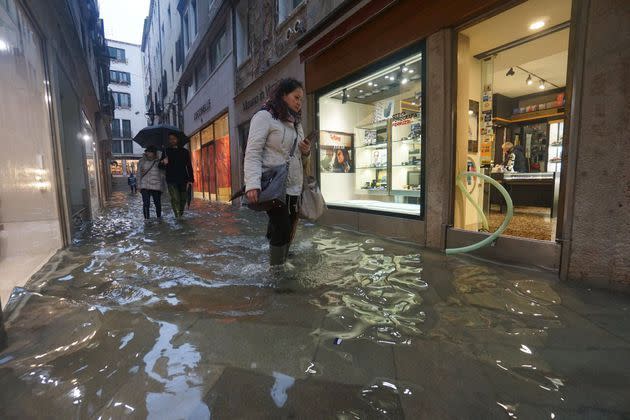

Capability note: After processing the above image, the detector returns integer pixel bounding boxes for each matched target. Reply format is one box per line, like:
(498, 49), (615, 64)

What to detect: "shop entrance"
(202, 143), (217, 200)
(452, 0), (572, 248)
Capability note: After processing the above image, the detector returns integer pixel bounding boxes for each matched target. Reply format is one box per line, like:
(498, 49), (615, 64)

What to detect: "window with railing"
(108, 46), (126, 62)
(110, 70), (131, 85)
(112, 91), (131, 108)
(112, 118), (121, 138)
(122, 119), (132, 138)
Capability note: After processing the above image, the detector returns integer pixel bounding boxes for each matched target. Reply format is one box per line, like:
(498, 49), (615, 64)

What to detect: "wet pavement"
(1, 192), (630, 419)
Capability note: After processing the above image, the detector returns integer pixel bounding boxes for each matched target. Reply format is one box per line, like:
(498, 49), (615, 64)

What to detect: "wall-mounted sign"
(193, 98), (212, 120)
(242, 81), (280, 111)
(320, 130), (353, 148)
(319, 131), (354, 173)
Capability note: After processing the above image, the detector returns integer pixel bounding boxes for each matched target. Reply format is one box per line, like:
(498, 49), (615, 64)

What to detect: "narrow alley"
(1, 193), (629, 418)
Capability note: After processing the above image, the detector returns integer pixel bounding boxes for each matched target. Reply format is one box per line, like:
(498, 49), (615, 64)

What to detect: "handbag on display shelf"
(298, 156), (326, 221)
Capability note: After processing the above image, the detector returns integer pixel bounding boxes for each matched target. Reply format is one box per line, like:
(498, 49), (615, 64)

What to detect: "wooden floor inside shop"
(487, 205), (555, 241)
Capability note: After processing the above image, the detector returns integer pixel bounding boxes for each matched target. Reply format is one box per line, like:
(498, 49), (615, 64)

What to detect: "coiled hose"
(445, 171), (513, 255)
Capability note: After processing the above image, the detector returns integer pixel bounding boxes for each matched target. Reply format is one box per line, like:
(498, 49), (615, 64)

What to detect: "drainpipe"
(0, 299), (7, 351)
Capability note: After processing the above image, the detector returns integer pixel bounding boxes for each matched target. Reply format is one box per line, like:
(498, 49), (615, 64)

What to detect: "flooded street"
(1, 192), (629, 419)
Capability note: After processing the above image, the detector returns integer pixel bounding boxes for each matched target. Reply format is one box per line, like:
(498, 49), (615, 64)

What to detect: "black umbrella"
(133, 124), (189, 149)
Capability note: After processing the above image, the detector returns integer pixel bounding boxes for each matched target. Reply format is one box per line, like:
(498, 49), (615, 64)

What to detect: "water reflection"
(0, 192), (628, 418)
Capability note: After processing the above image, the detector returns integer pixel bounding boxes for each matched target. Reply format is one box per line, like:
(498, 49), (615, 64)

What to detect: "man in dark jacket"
(159, 133), (194, 217)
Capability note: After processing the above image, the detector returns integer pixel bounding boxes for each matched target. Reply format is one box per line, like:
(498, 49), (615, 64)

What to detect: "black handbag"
(246, 127), (299, 212)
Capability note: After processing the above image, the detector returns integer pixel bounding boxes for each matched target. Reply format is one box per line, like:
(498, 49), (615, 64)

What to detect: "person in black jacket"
(159, 133), (194, 218)
(501, 142), (528, 173)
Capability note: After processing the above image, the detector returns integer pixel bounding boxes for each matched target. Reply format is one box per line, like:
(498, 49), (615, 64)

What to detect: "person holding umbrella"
(159, 133), (194, 218)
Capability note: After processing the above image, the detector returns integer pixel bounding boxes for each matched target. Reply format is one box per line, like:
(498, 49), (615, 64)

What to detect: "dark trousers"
(130, 185), (137, 193)
(266, 195), (299, 247)
(167, 183), (188, 217)
(141, 189), (162, 219)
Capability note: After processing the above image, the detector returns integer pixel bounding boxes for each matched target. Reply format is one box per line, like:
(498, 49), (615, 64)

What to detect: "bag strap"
(288, 121), (299, 159)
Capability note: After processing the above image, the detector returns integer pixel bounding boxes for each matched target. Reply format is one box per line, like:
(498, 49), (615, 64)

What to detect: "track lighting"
(539, 80), (545, 90)
(526, 74), (533, 85)
(506, 67), (515, 77)
(342, 88), (348, 104)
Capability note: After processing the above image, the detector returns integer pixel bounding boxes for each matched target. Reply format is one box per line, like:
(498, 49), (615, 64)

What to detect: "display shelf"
(355, 143), (388, 150)
(393, 137), (422, 144)
(356, 189), (389, 194)
(392, 164), (421, 168)
(391, 189), (421, 197)
(356, 165), (388, 170)
(356, 120), (388, 130)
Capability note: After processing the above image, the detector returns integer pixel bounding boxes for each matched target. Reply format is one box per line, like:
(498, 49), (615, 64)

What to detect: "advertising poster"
(374, 99), (395, 122)
(320, 131), (354, 173)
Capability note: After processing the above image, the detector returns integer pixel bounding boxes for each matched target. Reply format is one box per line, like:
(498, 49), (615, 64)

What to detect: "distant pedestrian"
(127, 172), (137, 193)
(244, 78), (311, 266)
(137, 145), (164, 219)
(159, 133), (194, 218)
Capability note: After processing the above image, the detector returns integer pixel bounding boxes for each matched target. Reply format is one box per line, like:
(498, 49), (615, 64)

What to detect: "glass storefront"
(455, 0), (571, 241)
(190, 113), (232, 202)
(317, 48), (424, 217)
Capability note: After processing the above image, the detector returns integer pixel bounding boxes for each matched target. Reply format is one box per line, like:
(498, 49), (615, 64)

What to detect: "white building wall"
(108, 40), (146, 156)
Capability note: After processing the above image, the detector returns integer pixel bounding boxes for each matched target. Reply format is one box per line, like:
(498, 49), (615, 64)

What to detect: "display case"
(354, 110), (422, 204)
(547, 120), (563, 172)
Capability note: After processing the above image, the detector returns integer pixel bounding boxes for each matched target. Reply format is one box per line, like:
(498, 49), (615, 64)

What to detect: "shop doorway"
(201, 143), (217, 200)
(453, 0), (571, 245)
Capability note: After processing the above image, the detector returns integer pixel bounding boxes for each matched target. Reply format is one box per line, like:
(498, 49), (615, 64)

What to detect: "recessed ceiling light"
(529, 20), (545, 30)
(401, 78), (409, 85)
(373, 83), (378, 87)
(402, 67), (409, 72)
(368, 82), (373, 86)
(468, 109), (474, 115)
(359, 89), (363, 93)
(408, 69), (414, 73)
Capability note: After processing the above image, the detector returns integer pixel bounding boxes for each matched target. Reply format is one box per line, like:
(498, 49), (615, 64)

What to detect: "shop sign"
(320, 130), (353, 148)
(193, 98), (212, 120)
(242, 81), (280, 112)
(392, 111), (420, 127)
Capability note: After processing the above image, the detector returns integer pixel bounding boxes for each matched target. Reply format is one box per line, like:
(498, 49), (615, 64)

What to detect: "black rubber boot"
(270, 245), (287, 266)
(143, 206), (150, 219)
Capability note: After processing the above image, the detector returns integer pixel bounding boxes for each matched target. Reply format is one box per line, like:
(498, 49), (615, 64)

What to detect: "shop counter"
(489, 172), (558, 212)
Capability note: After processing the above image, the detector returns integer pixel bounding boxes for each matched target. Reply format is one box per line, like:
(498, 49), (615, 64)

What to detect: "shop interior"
(455, 0), (571, 241)
(318, 52), (423, 216)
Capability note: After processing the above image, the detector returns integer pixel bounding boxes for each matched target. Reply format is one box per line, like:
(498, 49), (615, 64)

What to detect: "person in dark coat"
(502, 142), (528, 172)
(159, 133), (194, 218)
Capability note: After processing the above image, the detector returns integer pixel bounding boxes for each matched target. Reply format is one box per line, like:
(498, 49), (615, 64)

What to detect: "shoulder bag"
(298, 156), (326, 221)
(246, 126), (299, 212)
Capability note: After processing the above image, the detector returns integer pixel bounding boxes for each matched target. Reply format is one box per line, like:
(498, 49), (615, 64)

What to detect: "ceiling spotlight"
(506, 67), (515, 77)
(412, 102), (417, 105)
(539, 80), (546, 90)
(359, 89), (363, 93)
(468, 109), (474, 115)
(408, 69), (414, 73)
(402, 67), (409, 72)
(373, 83), (378, 87)
(342, 88), (348, 104)
(401, 78), (409, 85)
(529, 20), (545, 30)
(526, 74), (533, 85)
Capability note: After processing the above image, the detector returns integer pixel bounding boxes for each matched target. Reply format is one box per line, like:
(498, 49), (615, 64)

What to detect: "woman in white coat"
(244, 78), (311, 265)
(137, 145), (165, 219)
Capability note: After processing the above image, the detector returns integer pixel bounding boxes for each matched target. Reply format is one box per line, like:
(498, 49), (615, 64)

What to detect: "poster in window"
(320, 131), (354, 173)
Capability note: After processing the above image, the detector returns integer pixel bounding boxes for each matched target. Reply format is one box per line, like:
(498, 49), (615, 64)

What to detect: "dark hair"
(333, 148), (352, 172)
(145, 145), (158, 153)
(262, 78), (304, 122)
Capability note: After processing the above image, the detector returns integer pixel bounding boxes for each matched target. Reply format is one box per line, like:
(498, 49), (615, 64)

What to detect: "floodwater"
(1, 192), (630, 419)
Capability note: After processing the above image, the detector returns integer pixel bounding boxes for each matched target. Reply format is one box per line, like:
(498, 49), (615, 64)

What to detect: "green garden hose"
(445, 171), (513, 255)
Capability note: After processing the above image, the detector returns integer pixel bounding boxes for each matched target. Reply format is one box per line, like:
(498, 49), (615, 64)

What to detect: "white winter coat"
(137, 156), (164, 191)
(244, 110), (304, 196)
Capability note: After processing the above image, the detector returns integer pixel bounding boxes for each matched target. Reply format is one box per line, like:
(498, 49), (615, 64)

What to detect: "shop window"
(110, 159), (123, 175)
(278, 0), (302, 24)
(317, 49), (424, 217)
(454, 0), (571, 241)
